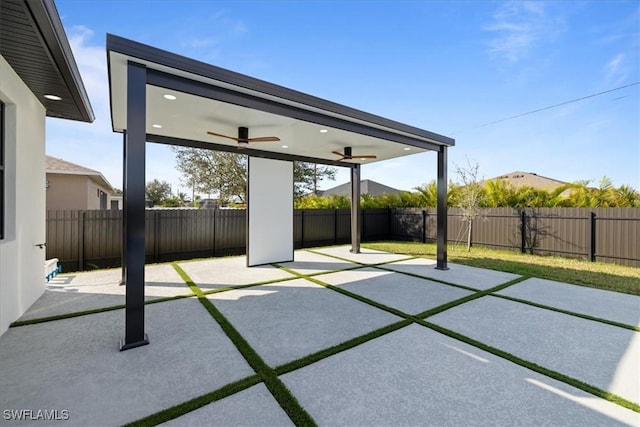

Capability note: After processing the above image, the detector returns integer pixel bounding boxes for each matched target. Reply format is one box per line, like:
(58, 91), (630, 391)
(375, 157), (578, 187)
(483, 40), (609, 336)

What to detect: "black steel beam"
(120, 61), (149, 351)
(350, 164), (361, 253)
(436, 145), (449, 270)
(146, 133), (354, 169)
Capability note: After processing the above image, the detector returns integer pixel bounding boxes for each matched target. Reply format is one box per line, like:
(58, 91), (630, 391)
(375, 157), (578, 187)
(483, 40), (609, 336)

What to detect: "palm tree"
(414, 182), (438, 207)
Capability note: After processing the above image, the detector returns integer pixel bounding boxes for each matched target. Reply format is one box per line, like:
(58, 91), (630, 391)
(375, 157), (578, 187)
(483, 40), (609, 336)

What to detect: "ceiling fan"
(332, 146), (377, 161)
(207, 126), (280, 150)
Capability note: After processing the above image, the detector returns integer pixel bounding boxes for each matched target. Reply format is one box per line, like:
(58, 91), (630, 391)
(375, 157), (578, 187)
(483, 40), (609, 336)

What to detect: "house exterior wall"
(47, 174), (112, 210)
(0, 55), (47, 336)
(47, 174), (88, 210)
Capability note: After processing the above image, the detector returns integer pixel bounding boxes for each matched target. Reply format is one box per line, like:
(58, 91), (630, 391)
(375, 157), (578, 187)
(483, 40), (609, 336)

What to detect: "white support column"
(247, 157), (293, 266)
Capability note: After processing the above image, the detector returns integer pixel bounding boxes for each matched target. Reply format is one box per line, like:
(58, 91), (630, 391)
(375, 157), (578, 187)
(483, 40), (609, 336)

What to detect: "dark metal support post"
(350, 164), (361, 253)
(436, 146), (448, 270)
(120, 61), (149, 351)
(520, 211), (527, 253)
(121, 132), (127, 286)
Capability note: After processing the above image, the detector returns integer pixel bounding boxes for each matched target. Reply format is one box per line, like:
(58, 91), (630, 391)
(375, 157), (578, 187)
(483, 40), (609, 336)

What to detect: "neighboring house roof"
(320, 180), (402, 197)
(0, 0), (94, 122)
(484, 171), (569, 191)
(46, 155), (115, 193)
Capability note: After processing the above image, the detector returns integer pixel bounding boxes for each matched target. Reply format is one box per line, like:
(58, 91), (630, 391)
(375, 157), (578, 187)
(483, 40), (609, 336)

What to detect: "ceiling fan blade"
(247, 136), (280, 142)
(331, 151), (346, 158)
(207, 131), (239, 142)
(355, 155), (377, 159)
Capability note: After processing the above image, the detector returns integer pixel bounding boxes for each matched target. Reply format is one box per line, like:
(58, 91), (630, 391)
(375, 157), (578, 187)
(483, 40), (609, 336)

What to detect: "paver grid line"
(277, 259), (640, 414)
(11, 250), (638, 424)
(371, 258), (639, 332)
(490, 293), (640, 332)
(9, 292), (198, 327)
(170, 263), (317, 427)
(123, 375), (263, 427)
(305, 248), (418, 267)
(416, 319), (640, 413)
(10, 264), (304, 328)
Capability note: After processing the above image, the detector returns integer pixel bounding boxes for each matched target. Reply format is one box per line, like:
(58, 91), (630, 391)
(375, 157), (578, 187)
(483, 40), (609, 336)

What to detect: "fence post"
(78, 211), (85, 271)
(212, 208), (217, 257)
(362, 209), (366, 242)
(520, 210), (526, 253)
(589, 212), (596, 262)
(387, 207), (392, 240)
(153, 210), (159, 263)
(334, 209), (338, 244)
(301, 210), (305, 248)
(422, 210), (427, 244)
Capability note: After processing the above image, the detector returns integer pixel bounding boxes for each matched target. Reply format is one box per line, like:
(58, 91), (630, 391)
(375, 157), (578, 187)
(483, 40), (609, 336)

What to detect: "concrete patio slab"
(429, 296), (640, 404)
(19, 264), (192, 321)
(319, 267), (473, 315)
(497, 277), (640, 327)
(381, 257), (521, 290)
(281, 324), (639, 426)
(0, 298), (254, 426)
(177, 256), (295, 290)
(310, 245), (412, 265)
(278, 249), (357, 275)
(206, 278), (401, 367)
(161, 383), (293, 427)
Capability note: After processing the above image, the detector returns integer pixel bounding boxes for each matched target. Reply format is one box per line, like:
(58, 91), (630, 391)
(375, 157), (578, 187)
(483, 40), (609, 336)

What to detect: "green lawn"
(362, 241), (640, 296)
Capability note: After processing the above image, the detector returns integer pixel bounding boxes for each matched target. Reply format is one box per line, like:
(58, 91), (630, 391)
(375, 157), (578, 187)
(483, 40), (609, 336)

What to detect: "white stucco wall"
(0, 55), (47, 336)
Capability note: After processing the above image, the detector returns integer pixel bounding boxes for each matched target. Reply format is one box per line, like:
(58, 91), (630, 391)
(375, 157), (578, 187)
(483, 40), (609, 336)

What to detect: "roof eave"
(28, 0), (95, 122)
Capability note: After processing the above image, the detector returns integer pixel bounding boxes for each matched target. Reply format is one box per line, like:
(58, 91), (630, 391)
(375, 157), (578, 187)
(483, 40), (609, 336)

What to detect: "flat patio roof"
(107, 34), (454, 167)
(106, 34), (453, 350)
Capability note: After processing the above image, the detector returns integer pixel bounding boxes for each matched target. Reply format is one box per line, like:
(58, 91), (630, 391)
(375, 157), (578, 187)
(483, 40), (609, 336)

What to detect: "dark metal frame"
(110, 35), (452, 350)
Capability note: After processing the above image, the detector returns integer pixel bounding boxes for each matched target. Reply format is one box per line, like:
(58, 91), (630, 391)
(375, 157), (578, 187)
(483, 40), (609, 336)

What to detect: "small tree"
(294, 162), (337, 197)
(454, 159), (485, 252)
(145, 179), (172, 207)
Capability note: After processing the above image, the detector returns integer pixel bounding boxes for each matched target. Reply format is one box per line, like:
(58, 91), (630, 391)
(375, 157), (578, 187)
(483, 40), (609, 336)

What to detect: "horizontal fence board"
(46, 207), (640, 272)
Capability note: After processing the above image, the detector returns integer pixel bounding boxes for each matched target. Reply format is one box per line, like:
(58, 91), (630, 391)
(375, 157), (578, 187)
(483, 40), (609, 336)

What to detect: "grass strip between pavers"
(274, 319), (413, 376)
(278, 263), (640, 414)
(8, 293), (197, 328)
(415, 276), (529, 319)
(170, 263), (317, 427)
(10, 272), (304, 328)
(123, 375), (262, 427)
(491, 294), (640, 332)
(305, 248), (417, 267)
(374, 264), (485, 292)
(416, 319), (640, 413)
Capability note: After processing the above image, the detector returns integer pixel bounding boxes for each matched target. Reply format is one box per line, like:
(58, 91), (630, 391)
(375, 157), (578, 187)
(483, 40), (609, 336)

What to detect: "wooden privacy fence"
(47, 207), (640, 272)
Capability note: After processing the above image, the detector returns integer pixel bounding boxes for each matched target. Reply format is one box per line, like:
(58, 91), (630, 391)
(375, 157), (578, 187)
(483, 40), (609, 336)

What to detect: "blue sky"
(48, 0), (639, 193)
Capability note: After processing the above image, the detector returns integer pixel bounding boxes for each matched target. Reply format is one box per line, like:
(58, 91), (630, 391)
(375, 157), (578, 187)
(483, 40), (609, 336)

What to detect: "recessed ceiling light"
(281, 145), (289, 148)
(152, 124), (162, 129)
(319, 129), (328, 133)
(44, 94), (62, 101)
(163, 94), (177, 100)
(404, 147), (411, 151)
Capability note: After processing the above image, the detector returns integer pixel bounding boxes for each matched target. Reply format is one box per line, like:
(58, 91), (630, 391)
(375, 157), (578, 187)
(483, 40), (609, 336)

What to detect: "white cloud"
(604, 53), (629, 85)
(484, 1), (565, 63)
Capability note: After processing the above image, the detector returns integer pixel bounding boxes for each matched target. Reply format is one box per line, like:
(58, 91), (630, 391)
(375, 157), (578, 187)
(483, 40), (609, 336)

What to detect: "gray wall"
(46, 207), (640, 272)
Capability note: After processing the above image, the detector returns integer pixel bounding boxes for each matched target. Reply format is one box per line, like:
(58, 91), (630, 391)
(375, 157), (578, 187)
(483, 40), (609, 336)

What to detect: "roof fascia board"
(26, 0), (94, 122)
(47, 169), (115, 192)
(106, 34), (453, 147)
(147, 133), (356, 169)
(146, 69), (443, 152)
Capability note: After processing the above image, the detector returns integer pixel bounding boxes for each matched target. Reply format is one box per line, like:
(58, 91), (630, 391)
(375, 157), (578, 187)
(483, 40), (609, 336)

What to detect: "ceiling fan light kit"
(332, 146), (377, 161)
(207, 126), (279, 150)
